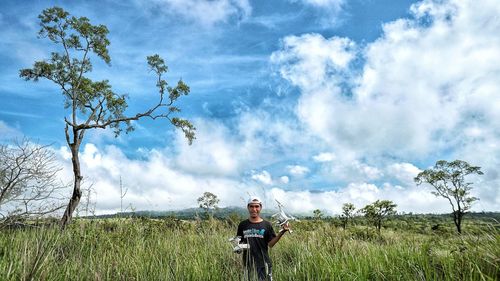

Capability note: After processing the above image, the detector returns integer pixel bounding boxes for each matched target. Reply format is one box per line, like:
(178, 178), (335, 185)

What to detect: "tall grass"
(0, 218), (498, 280)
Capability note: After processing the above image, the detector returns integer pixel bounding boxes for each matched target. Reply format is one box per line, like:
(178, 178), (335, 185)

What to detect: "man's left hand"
(280, 222), (290, 234)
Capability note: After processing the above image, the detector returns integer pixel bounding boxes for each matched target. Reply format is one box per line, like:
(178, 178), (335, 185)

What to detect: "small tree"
(313, 209), (323, 220)
(340, 203), (355, 229)
(360, 200), (397, 234)
(0, 139), (66, 226)
(197, 192), (219, 219)
(20, 7), (195, 229)
(414, 160), (483, 234)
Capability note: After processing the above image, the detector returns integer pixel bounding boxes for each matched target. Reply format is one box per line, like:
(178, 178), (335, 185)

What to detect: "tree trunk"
(60, 143), (83, 229)
(453, 211), (462, 234)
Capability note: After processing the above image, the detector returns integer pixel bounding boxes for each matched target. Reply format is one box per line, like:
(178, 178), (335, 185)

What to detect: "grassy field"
(0, 216), (498, 280)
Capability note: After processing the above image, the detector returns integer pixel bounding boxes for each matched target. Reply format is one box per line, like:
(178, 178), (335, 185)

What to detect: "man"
(236, 196), (290, 281)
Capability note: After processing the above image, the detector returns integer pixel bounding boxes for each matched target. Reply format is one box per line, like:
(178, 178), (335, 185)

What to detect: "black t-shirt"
(236, 219), (276, 268)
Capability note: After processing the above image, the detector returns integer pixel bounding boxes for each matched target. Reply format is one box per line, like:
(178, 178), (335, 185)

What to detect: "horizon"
(85, 205), (500, 218)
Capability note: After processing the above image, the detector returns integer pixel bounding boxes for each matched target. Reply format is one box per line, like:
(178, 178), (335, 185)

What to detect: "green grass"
(0, 218), (498, 280)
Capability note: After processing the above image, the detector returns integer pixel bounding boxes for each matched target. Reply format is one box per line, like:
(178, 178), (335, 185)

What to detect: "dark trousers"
(246, 265), (272, 281)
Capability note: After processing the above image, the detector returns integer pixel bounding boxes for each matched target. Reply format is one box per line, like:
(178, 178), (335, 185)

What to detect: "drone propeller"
(272, 199), (298, 233)
(229, 236), (249, 254)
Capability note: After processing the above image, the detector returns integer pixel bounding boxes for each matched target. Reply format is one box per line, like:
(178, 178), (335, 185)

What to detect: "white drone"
(228, 236), (249, 254)
(271, 199), (299, 234)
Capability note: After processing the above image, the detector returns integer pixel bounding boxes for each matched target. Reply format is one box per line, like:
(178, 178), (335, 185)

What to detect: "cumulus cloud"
(287, 165), (310, 176)
(266, 182), (456, 215)
(55, 141), (496, 215)
(140, 0), (251, 26)
(273, 1), (500, 158)
(303, 0), (343, 6)
(172, 107), (319, 178)
(280, 176), (290, 184)
(270, 0), (500, 211)
(313, 152), (335, 162)
(251, 170), (273, 185)
(270, 181), (493, 216)
(271, 34), (356, 91)
(273, 0), (500, 158)
(57, 143), (259, 214)
(386, 162), (422, 185)
(319, 157), (383, 183)
(173, 119), (246, 177)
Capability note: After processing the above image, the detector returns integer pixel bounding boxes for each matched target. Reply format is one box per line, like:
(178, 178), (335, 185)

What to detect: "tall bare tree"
(415, 160), (483, 234)
(20, 7), (195, 228)
(0, 139), (66, 227)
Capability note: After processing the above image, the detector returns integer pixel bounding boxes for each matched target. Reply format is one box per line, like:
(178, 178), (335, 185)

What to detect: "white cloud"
(56, 143), (257, 214)
(287, 165), (310, 176)
(172, 109), (316, 178)
(358, 163), (382, 180)
(173, 119), (251, 176)
(280, 176), (290, 184)
(355, 0), (500, 155)
(271, 34), (355, 91)
(329, 159), (382, 182)
(251, 170), (273, 185)
(141, 0), (251, 26)
(268, 0), (500, 212)
(266, 182), (457, 215)
(303, 0), (342, 7)
(312, 151), (383, 183)
(54, 141), (498, 215)
(313, 152), (335, 162)
(273, 0), (500, 160)
(386, 162), (422, 185)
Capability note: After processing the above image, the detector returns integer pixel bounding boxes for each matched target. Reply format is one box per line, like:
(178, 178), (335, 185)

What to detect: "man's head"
(247, 196), (262, 219)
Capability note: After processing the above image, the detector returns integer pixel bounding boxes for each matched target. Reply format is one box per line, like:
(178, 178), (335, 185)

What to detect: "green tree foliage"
(360, 200), (397, 234)
(340, 203), (355, 229)
(414, 160), (483, 234)
(197, 192), (220, 219)
(19, 7), (195, 228)
(313, 209), (323, 220)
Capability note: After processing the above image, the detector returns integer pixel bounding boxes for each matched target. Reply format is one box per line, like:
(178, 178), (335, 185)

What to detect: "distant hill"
(91, 206), (276, 220)
(84, 207), (500, 222)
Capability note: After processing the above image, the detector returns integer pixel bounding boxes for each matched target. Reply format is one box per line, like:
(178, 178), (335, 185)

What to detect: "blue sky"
(1, 0), (499, 215)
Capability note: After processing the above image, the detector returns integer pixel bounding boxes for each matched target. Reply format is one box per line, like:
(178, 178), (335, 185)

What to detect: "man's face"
(247, 203), (262, 218)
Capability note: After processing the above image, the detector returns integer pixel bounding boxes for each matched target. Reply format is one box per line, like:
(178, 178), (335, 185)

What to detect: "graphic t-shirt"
(236, 219), (276, 268)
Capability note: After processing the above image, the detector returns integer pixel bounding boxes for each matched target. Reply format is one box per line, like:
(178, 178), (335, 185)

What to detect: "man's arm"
(236, 222), (242, 238)
(268, 222), (290, 248)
